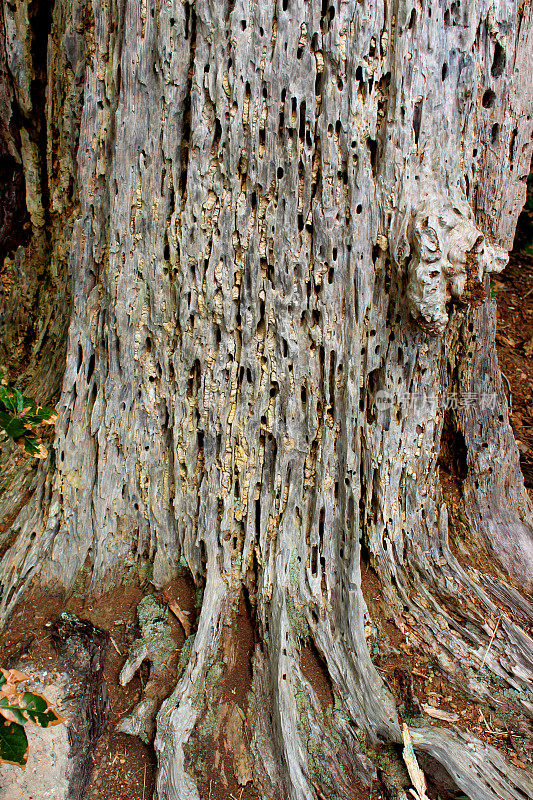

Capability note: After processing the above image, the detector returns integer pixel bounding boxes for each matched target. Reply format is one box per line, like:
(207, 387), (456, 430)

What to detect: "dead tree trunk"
(1, 1), (532, 798)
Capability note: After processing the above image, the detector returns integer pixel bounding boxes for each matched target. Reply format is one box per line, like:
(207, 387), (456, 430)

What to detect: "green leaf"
(3, 417), (25, 440)
(1, 393), (18, 414)
(0, 719), (28, 767)
(23, 437), (39, 455)
(0, 693), (62, 728)
(19, 417), (38, 429)
(36, 405), (55, 420)
(0, 377), (56, 460)
(21, 692), (61, 728)
(0, 698), (26, 725)
(13, 389), (24, 415)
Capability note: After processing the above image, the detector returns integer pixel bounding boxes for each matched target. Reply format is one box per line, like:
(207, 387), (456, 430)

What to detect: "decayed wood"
(402, 724), (429, 800)
(0, 1), (532, 798)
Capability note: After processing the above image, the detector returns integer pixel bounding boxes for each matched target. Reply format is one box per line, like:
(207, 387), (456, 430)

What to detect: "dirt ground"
(0, 579), (196, 800)
(1, 563), (531, 800)
(494, 258), (533, 495)
(0, 201), (532, 798)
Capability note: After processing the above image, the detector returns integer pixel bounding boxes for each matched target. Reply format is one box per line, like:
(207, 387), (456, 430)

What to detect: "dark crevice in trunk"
(0, 136), (30, 265)
(505, 160), (533, 487)
(418, 752), (469, 800)
(299, 638), (334, 712)
(438, 409), (467, 483)
(179, 4), (196, 207)
(28, 0), (54, 229)
(0, 6), (31, 263)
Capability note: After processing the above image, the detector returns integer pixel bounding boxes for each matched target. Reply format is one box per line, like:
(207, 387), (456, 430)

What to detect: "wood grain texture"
(0, 1), (532, 798)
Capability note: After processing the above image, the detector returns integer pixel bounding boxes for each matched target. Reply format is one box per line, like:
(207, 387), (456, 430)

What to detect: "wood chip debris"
(402, 723), (429, 800)
(162, 590), (191, 637)
(421, 703), (459, 722)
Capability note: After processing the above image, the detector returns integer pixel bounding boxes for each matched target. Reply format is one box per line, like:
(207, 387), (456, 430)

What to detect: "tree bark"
(1, 1), (532, 799)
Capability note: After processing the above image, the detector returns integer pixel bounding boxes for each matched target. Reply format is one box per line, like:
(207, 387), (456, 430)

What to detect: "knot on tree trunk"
(403, 190), (507, 334)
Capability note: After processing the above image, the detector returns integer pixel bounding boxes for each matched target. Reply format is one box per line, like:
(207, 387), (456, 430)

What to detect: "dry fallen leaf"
(0, 669), (28, 700)
(222, 703), (252, 786)
(35, 444), (48, 459)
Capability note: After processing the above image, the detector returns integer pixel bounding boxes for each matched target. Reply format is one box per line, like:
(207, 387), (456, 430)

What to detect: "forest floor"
(0, 212), (532, 799)
(494, 245), (533, 495)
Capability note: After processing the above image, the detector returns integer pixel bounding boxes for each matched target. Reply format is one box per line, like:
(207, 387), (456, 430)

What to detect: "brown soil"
(299, 640), (334, 712)
(493, 248), (533, 495)
(0, 577), (196, 800)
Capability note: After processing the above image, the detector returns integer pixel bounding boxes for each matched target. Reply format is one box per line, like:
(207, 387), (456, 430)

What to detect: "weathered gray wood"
(0, 0), (532, 798)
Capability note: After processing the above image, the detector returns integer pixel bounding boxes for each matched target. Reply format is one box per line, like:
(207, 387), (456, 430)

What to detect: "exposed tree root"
(411, 728), (533, 800)
(151, 545), (533, 800)
(154, 566), (229, 800)
(251, 584), (380, 799)
(117, 595), (180, 742)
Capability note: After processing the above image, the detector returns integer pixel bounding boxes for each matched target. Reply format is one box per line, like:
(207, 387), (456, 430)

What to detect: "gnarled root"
(411, 727), (533, 800)
(250, 586), (381, 799)
(154, 568), (229, 800)
(151, 534), (533, 800)
(117, 595), (180, 742)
